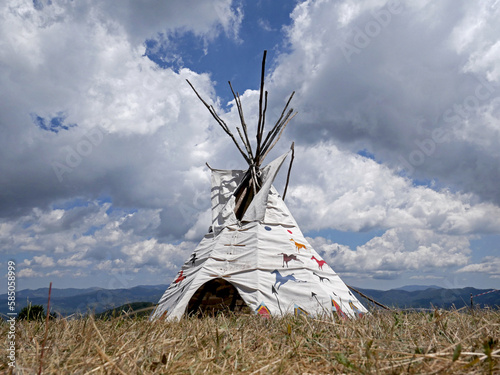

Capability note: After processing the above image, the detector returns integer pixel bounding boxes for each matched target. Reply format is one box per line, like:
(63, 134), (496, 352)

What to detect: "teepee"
(150, 51), (367, 320)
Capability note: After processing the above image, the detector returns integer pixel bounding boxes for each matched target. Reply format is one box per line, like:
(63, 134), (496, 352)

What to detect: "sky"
(1, 0), (499, 294)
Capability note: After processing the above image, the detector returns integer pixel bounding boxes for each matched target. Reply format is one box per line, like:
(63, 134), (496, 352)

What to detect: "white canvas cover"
(151, 153), (367, 320)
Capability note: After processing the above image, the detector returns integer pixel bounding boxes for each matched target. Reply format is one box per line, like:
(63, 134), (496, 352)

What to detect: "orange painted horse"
(290, 238), (307, 252)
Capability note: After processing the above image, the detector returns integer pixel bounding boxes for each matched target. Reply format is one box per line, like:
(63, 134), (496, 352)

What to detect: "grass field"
(2, 308), (499, 374)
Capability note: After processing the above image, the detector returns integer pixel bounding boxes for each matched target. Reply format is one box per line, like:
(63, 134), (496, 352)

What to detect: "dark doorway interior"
(186, 278), (252, 316)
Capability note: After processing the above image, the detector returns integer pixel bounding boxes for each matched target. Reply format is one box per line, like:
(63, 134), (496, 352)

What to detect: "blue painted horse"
(271, 269), (305, 289)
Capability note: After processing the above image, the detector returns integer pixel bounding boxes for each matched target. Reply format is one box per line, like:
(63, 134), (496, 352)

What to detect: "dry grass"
(2, 308), (499, 374)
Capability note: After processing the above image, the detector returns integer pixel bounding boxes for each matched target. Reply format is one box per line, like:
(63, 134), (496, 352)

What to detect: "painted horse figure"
(278, 253), (303, 268)
(271, 269), (305, 289)
(311, 256), (327, 270)
(189, 253), (197, 266)
(290, 239), (307, 253)
(173, 270), (186, 286)
(313, 271), (330, 282)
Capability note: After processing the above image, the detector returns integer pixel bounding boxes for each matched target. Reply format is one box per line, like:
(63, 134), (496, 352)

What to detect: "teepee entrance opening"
(186, 279), (251, 317)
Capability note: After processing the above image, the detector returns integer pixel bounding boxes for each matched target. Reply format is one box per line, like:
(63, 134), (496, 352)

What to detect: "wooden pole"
(259, 112), (297, 165)
(347, 284), (392, 311)
(186, 79), (251, 164)
(229, 81), (254, 160)
(282, 142), (295, 201)
(261, 90), (268, 146)
(260, 91), (295, 153)
(256, 50), (267, 154)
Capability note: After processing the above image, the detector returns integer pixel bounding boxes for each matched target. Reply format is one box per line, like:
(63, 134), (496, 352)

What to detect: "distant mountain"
(13, 286), (104, 300)
(392, 285), (443, 292)
(0, 284), (167, 317)
(1, 284), (497, 318)
(354, 287), (499, 310)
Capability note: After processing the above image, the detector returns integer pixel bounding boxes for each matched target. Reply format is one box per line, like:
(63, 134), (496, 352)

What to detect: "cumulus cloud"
(0, 0), (237, 226)
(286, 143), (500, 235)
(57, 253), (92, 268)
(269, 0), (500, 205)
(31, 255), (55, 268)
(17, 268), (43, 278)
(410, 275), (445, 280)
(309, 227), (471, 277)
(457, 256), (500, 278)
(6, 201), (197, 284)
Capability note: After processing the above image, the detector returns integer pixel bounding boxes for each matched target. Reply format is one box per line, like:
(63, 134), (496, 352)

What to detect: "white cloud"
(0, 0), (236, 221)
(32, 255), (55, 268)
(96, 259), (125, 272)
(410, 275), (444, 280)
(18, 268), (42, 278)
(57, 254), (92, 268)
(121, 239), (194, 270)
(457, 256), (500, 276)
(287, 143), (500, 235)
(309, 227), (471, 277)
(270, 0), (500, 206)
(1, 201), (195, 284)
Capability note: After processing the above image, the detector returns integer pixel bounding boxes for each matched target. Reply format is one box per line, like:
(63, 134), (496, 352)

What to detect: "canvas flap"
(242, 150), (290, 222)
(210, 169), (245, 233)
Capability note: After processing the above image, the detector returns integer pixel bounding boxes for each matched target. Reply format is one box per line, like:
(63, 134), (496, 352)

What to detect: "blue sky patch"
(357, 149), (376, 160)
(31, 112), (76, 133)
(83, 225), (104, 237)
(53, 197), (93, 211)
(412, 178), (439, 189)
(306, 228), (386, 249)
(32, 0), (44, 11)
(469, 234), (500, 263)
(144, 0), (295, 105)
